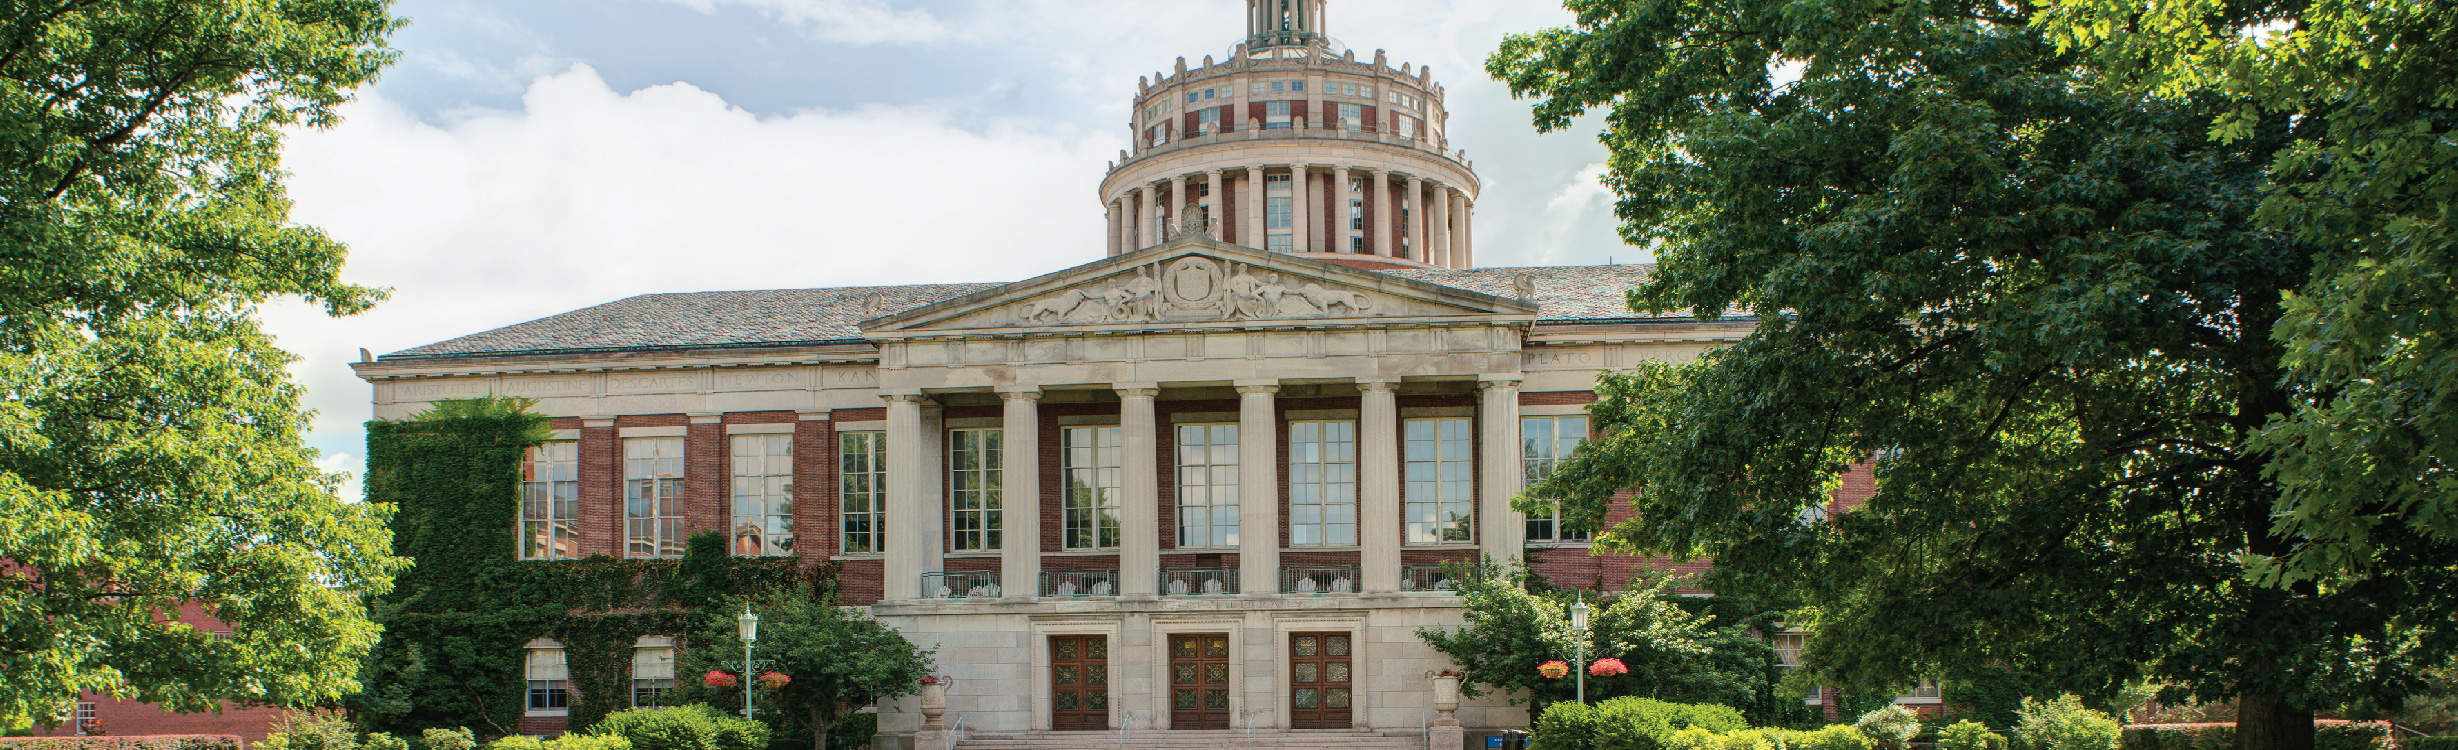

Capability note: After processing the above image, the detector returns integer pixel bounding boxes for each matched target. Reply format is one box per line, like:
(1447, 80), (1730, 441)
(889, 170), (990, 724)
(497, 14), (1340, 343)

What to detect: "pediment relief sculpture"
(1011, 255), (1378, 326)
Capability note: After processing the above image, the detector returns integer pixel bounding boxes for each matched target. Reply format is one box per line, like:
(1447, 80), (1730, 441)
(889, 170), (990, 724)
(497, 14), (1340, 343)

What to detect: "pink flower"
(1538, 660), (1570, 679)
(1588, 658), (1629, 677)
(704, 671), (739, 688)
(919, 675), (941, 685)
(757, 671), (791, 689)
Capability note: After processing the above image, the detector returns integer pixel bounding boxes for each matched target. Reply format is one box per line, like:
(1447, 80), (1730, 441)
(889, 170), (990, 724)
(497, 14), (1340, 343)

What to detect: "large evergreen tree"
(0, 0), (404, 730)
(1495, 1), (2457, 749)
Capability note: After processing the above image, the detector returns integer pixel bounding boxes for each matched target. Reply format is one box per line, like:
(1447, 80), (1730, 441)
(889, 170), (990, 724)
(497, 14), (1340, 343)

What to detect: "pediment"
(863, 238), (1535, 336)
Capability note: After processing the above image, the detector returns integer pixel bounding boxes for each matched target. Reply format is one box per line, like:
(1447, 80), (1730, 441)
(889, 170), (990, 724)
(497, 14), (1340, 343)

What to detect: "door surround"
(1028, 618), (1124, 731)
(1268, 614), (1367, 731)
(1149, 616), (1245, 730)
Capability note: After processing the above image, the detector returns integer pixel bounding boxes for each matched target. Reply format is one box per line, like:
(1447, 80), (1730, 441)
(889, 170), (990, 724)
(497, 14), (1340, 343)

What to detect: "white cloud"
(659, 0), (957, 44)
(318, 452), (365, 504)
(267, 64), (1109, 458)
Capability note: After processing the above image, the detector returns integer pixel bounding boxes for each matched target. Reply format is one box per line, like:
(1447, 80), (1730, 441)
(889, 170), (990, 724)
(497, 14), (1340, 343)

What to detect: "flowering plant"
(757, 671), (791, 689)
(1436, 670), (1465, 678)
(1538, 660), (1570, 679)
(918, 675), (941, 685)
(1588, 658), (1629, 677)
(703, 670), (738, 688)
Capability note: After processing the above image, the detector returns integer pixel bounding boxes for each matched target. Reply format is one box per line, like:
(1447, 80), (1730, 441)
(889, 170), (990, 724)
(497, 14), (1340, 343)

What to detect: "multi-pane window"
(1338, 103), (1363, 131)
(1523, 415), (1593, 543)
(631, 640), (675, 707)
(730, 434), (793, 556)
(1063, 426), (1124, 549)
(948, 428), (1003, 552)
(1265, 101), (1292, 129)
(1289, 421), (1358, 546)
(1394, 114), (1419, 140)
(1197, 107), (1220, 135)
(1349, 198), (1364, 231)
(520, 441), (579, 560)
(74, 702), (95, 733)
(1404, 417), (1475, 544)
(1772, 632), (1822, 705)
(1176, 424), (1240, 548)
(839, 432), (886, 554)
(625, 438), (686, 558)
(526, 647), (570, 715)
(1267, 196), (1293, 230)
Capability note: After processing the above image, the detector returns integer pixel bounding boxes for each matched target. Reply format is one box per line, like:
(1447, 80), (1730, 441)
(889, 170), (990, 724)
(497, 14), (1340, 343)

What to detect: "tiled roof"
(385, 265), (1667, 360)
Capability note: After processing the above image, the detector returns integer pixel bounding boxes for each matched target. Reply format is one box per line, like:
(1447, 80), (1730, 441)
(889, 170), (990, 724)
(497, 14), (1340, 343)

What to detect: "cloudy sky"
(263, 0), (1638, 496)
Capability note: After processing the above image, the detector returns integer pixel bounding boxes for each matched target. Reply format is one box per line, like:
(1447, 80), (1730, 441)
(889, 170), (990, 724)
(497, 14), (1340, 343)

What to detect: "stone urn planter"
(919, 678), (948, 730)
(1432, 672), (1463, 727)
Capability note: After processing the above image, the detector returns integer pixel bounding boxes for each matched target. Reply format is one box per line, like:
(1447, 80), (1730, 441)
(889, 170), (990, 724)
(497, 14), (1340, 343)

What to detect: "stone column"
(1236, 381), (1280, 596)
(1118, 384), (1162, 598)
(882, 393), (942, 600)
(1244, 165), (1267, 251)
(1430, 185), (1452, 267)
(1371, 169), (1393, 257)
(1206, 169), (1226, 236)
(1331, 165), (1351, 253)
(1106, 199), (1123, 256)
(1001, 387), (1042, 599)
(1291, 165), (1312, 253)
(1448, 191), (1468, 268)
(1477, 378), (1524, 565)
(1169, 175), (1189, 239)
(1461, 198), (1474, 267)
(1358, 379), (1401, 593)
(1403, 174), (1423, 262)
(1143, 185), (1163, 248)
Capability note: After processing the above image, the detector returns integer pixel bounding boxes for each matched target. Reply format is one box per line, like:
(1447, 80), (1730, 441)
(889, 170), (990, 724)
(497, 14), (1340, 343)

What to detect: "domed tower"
(1099, 0), (1481, 269)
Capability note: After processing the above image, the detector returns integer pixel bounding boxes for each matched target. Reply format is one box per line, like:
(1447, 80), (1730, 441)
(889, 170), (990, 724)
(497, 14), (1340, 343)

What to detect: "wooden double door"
(1289, 632), (1354, 729)
(1049, 635), (1110, 731)
(1168, 634), (1233, 729)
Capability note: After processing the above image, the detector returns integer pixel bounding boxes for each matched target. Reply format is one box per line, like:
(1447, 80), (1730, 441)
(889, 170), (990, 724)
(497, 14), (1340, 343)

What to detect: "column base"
(1430, 725), (1466, 750)
(913, 728), (949, 750)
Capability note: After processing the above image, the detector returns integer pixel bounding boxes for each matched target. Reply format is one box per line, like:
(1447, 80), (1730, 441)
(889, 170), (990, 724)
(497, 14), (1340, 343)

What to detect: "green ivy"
(352, 399), (823, 737)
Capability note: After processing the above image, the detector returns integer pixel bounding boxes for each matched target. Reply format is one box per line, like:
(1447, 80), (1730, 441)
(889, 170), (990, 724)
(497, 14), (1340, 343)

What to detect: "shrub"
(1533, 701), (1605, 750)
(1666, 727), (1726, 750)
(0, 738), (241, 750)
(2315, 723), (2394, 750)
(1799, 725), (1879, 750)
(1940, 720), (2009, 750)
(482, 738), (542, 750)
(419, 729), (473, 750)
(1531, 698), (1748, 750)
(589, 706), (767, 750)
(260, 717), (366, 750)
(2012, 696), (2121, 750)
(1857, 706), (1923, 750)
(2407, 738), (2458, 750)
(1719, 729), (1785, 750)
(359, 736), (408, 750)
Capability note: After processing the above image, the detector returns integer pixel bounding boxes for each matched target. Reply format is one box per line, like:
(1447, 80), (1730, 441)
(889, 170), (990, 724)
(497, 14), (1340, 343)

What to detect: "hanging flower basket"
(757, 671), (791, 690)
(1588, 658), (1629, 677)
(704, 671), (739, 688)
(918, 675), (941, 685)
(1538, 660), (1570, 679)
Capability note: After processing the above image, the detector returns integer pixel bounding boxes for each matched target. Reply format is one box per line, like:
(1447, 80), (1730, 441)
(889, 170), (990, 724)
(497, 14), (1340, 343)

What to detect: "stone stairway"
(951, 729), (1426, 750)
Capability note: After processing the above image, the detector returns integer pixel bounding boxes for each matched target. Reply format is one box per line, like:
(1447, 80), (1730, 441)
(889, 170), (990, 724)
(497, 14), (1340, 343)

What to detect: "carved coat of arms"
(1011, 255), (1373, 326)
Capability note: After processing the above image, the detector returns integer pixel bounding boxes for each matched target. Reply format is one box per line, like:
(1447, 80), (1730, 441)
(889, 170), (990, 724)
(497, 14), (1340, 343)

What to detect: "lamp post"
(737, 605), (761, 720)
(1570, 594), (1592, 705)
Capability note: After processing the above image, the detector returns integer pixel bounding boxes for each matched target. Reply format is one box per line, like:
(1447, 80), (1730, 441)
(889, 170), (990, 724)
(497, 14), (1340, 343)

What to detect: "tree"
(1492, 2), (2458, 748)
(0, 0), (404, 731)
(677, 598), (932, 750)
(1417, 567), (1786, 724)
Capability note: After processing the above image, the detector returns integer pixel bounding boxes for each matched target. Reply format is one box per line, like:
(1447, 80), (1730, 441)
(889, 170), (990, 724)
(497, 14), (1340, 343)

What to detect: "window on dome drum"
(1197, 107), (1219, 135)
(1064, 426), (1124, 550)
(1394, 114), (1418, 141)
(1291, 80), (1306, 92)
(1267, 196), (1292, 231)
(526, 647), (570, 715)
(624, 437), (685, 558)
(520, 441), (579, 560)
(1404, 418), (1475, 545)
(730, 434), (793, 556)
(1348, 199), (1363, 231)
(1349, 236), (1365, 253)
(1338, 103), (1363, 131)
(631, 640), (675, 707)
(1265, 101), (1292, 129)
(1289, 421), (1358, 546)
(948, 428), (1003, 552)
(1523, 415), (1593, 543)
(840, 431), (886, 554)
(1176, 424), (1240, 548)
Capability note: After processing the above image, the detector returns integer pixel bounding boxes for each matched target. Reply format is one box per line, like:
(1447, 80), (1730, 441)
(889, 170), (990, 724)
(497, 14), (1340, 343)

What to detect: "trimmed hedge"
(0, 738), (239, 750)
(587, 706), (767, 750)
(2117, 723), (2397, 750)
(1532, 698), (1752, 750)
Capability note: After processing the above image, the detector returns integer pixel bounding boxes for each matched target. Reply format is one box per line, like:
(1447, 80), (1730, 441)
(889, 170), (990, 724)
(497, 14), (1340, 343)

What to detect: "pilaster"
(1371, 169), (1392, 257)
(1358, 379), (1401, 593)
(1243, 165), (1267, 251)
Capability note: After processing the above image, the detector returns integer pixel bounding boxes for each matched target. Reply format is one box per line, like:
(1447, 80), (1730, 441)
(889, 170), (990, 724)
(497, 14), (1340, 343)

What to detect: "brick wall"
(25, 695), (295, 746)
(578, 422), (617, 557)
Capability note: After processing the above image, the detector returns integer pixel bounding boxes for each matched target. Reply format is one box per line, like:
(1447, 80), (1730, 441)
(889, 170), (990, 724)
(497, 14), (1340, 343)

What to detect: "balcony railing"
(1401, 564), (1470, 592)
(1040, 570), (1119, 598)
(1280, 565), (1361, 595)
(1113, 125), (1472, 176)
(1163, 568), (1239, 597)
(920, 571), (1002, 600)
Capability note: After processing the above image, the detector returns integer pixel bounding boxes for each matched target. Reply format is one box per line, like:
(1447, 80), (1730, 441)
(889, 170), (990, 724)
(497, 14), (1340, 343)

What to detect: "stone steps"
(951, 729), (1425, 750)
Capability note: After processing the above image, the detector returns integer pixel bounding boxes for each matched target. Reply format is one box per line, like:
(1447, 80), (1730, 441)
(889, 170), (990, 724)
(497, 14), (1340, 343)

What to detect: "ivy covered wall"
(351, 400), (822, 736)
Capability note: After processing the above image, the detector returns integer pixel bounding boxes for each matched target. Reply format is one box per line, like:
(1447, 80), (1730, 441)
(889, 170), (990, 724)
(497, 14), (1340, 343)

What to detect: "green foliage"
(2312, 724), (2394, 750)
(1855, 706), (1922, 750)
(1494, 0), (2458, 740)
(0, 738), (241, 750)
(0, 0), (410, 725)
(417, 729), (473, 750)
(1790, 726), (1877, 750)
(2404, 738), (2458, 750)
(671, 598), (930, 750)
(353, 407), (816, 736)
(1940, 721), (2010, 750)
(589, 706), (767, 750)
(1531, 697), (1749, 750)
(1417, 566), (1781, 722)
(483, 737), (629, 750)
(2013, 697), (2121, 750)
(260, 716), (399, 750)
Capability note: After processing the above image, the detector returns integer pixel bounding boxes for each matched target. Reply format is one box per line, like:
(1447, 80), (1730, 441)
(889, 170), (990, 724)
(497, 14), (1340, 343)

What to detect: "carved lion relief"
(1011, 256), (1375, 325)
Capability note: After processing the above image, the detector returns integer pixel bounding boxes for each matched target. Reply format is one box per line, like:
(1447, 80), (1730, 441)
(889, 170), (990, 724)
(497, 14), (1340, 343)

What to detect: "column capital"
(1115, 383), (1161, 399)
(1356, 378), (1399, 393)
(881, 391), (929, 405)
(998, 386), (1044, 401)
(1235, 381), (1280, 395)
(1475, 377), (1523, 392)
(1205, 167), (1225, 177)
